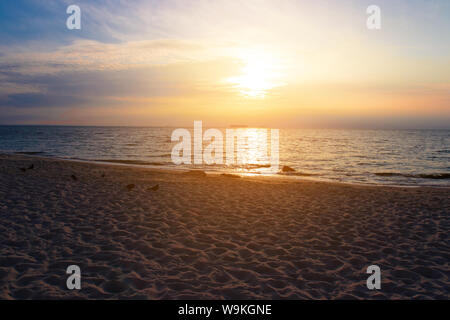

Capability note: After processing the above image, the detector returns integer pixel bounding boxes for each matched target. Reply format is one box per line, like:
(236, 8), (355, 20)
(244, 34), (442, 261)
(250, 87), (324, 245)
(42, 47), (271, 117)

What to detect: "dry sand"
(0, 154), (449, 299)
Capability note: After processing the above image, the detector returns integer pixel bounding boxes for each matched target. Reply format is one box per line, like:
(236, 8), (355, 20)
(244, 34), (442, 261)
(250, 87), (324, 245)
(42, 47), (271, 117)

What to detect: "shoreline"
(3, 152), (449, 189)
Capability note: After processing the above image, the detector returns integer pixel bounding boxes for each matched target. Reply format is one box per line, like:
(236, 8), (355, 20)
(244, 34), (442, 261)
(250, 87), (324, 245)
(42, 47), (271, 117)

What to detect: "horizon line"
(0, 124), (449, 130)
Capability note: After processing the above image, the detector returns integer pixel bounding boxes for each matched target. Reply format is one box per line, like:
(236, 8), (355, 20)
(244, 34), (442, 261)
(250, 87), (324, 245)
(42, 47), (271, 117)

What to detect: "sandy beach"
(0, 153), (448, 299)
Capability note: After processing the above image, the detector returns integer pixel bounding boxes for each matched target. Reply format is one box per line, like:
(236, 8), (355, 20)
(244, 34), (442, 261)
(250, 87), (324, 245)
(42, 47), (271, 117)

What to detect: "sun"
(227, 50), (285, 98)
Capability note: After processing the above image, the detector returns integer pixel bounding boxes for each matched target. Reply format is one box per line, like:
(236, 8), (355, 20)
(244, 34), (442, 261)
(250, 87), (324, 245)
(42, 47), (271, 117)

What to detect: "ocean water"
(0, 125), (449, 186)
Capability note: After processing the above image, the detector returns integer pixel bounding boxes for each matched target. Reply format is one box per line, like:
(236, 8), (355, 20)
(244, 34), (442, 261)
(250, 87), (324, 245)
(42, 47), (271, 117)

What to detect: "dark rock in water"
(184, 170), (206, 177)
(71, 174), (77, 181)
(28, 164), (34, 170)
(14, 152), (43, 155)
(126, 184), (135, 191)
(221, 173), (241, 178)
(148, 184), (159, 191)
(282, 166), (296, 173)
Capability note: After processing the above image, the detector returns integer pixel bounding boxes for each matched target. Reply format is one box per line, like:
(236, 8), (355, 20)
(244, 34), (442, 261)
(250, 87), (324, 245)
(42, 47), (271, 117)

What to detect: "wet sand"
(0, 154), (449, 299)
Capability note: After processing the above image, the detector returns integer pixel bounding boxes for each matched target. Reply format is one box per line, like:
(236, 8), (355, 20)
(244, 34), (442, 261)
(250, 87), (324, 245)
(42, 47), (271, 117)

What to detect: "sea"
(0, 126), (449, 186)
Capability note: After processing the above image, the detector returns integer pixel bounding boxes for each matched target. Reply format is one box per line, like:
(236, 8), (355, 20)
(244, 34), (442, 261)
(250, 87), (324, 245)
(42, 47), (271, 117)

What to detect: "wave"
(288, 172), (319, 177)
(14, 151), (45, 155)
(279, 171), (318, 177)
(375, 172), (450, 180)
(244, 164), (272, 169)
(147, 153), (171, 158)
(226, 164), (272, 169)
(93, 159), (165, 166)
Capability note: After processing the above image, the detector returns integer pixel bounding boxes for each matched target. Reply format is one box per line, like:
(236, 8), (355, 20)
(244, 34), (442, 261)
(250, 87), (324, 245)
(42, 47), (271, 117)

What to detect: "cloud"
(0, 38), (214, 75)
(0, 36), (235, 111)
(0, 45), (240, 115)
(0, 92), (87, 108)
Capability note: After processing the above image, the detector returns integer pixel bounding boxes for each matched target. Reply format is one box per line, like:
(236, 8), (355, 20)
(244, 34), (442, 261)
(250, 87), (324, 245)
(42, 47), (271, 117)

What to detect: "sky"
(0, 0), (449, 128)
